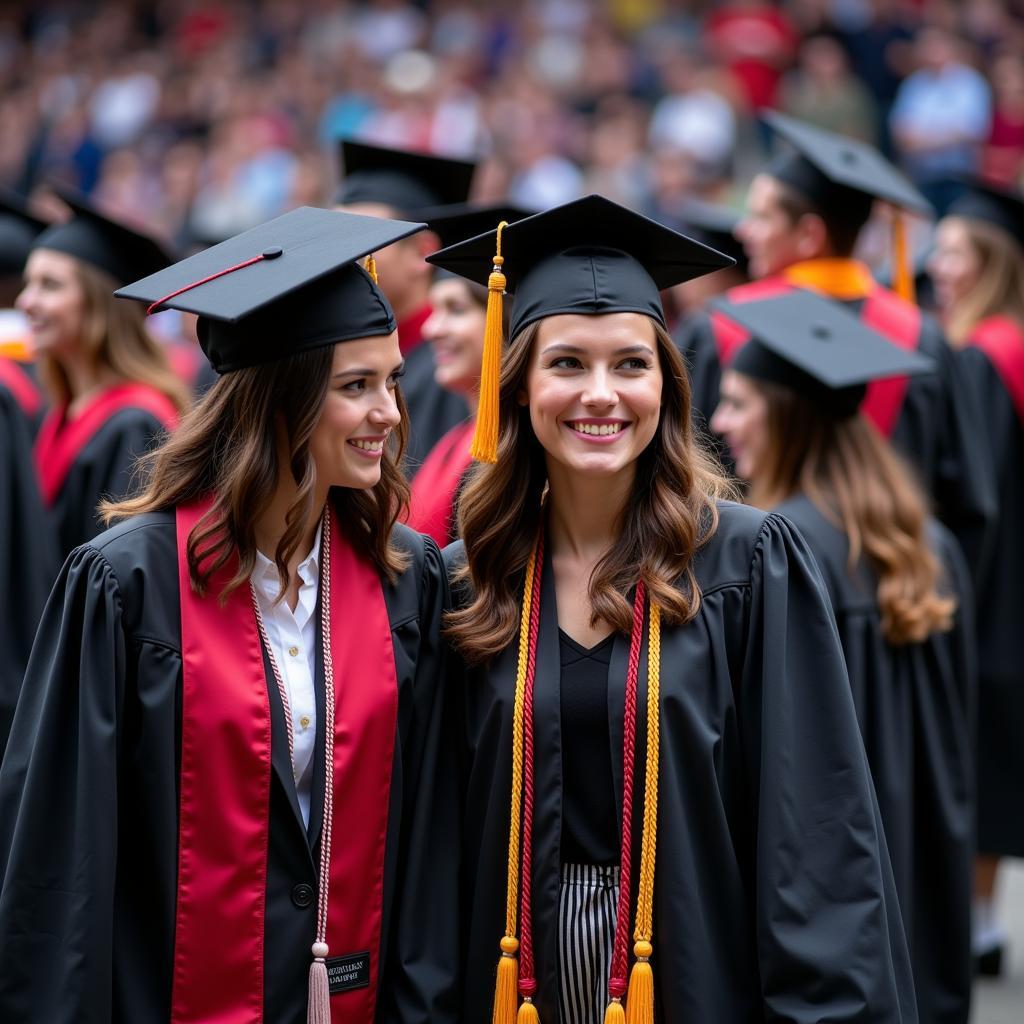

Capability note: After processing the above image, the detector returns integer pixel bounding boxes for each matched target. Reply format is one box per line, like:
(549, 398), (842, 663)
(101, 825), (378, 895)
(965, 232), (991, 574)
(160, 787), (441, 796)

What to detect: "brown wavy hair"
(37, 259), (188, 412)
(447, 319), (735, 664)
(747, 381), (955, 645)
(941, 216), (1024, 346)
(103, 345), (410, 600)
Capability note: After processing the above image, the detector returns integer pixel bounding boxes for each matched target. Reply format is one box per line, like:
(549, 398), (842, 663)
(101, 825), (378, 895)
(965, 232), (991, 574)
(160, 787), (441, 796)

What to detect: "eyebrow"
(540, 342), (655, 356)
(332, 362), (405, 380)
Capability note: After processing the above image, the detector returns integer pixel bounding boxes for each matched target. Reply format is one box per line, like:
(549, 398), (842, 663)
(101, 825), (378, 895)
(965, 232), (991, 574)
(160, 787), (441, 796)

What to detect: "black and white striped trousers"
(558, 863), (620, 1024)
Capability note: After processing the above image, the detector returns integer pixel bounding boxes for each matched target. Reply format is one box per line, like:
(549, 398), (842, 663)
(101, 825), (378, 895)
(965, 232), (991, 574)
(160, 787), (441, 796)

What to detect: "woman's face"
(521, 312), (663, 481)
(16, 249), (87, 357)
(308, 333), (404, 491)
(423, 277), (486, 396)
(710, 370), (769, 482)
(928, 218), (983, 313)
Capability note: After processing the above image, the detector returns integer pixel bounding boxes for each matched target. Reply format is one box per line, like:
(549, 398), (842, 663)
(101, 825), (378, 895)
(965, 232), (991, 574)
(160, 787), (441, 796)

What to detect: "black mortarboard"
(33, 184), (175, 285)
(115, 207), (425, 373)
(0, 187), (48, 277)
(423, 202), (536, 250)
(334, 139), (476, 216)
(426, 194), (734, 461)
(763, 111), (932, 217)
(715, 290), (934, 416)
(947, 180), (1024, 247)
(677, 198), (748, 276)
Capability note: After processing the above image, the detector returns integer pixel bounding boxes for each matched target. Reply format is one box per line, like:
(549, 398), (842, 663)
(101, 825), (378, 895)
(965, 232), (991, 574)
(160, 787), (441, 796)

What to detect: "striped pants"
(558, 864), (620, 1024)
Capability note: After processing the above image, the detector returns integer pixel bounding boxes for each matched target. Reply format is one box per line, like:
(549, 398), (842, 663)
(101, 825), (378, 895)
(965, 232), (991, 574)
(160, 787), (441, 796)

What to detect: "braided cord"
(315, 507), (336, 946)
(634, 602), (661, 942)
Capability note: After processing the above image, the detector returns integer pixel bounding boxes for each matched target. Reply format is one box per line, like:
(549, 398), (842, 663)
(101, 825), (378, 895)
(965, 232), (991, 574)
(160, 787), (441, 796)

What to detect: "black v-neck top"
(558, 629), (619, 866)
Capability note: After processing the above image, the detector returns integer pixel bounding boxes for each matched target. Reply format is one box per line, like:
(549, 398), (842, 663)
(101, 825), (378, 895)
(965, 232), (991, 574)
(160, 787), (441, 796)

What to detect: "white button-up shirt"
(251, 524), (322, 830)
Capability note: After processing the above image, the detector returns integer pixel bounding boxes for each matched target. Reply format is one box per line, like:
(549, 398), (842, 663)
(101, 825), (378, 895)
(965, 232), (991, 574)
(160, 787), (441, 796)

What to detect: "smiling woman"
(428, 195), (917, 1024)
(0, 208), (460, 1024)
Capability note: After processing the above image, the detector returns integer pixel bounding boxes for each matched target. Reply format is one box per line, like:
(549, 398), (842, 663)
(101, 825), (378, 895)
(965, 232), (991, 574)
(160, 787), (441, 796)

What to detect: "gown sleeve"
(740, 513), (918, 1023)
(0, 545), (125, 1023)
(378, 536), (461, 1024)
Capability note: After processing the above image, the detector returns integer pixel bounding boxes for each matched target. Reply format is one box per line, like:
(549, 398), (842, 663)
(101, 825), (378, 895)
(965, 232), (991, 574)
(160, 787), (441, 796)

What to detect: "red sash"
(0, 357), (41, 419)
(34, 383), (179, 505)
(405, 418), (474, 545)
(970, 316), (1024, 424)
(711, 276), (920, 437)
(173, 499), (398, 1023)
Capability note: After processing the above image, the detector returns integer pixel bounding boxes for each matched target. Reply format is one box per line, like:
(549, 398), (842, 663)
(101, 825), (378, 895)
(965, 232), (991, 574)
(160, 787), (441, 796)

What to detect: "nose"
(581, 366), (617, 408)
(709, 402), (728, 435)
(14, 282), (34, 313)
(422, 309), (442, 341)
(369, 386), (402, 430)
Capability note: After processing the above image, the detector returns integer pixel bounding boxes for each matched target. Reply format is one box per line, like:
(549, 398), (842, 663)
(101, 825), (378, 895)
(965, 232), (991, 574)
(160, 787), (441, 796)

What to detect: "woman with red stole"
(428, 196), (916, 1023)
(0, 208), (459, 1023)
(18, 185), (187, 557)
(929, 181), (1024, 978)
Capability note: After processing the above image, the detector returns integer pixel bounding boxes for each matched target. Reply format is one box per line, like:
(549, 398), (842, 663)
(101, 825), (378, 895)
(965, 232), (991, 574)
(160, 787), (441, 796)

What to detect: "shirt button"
(288, 645), (299, 657)
(299, 715), (311, 730)
(291, 882), (314, 908)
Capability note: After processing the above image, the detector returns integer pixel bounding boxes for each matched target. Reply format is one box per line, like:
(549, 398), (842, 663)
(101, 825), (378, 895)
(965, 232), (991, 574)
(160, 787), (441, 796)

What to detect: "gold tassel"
(493, 936), (520, 1024)
(365, 253), (378, 284)
(891, 211), (915, 305)
(625, 941), (654, 1024)
(604, 997), (626, 1024)
(470, 220), (508, 463)
(517, 996), (540, 1023)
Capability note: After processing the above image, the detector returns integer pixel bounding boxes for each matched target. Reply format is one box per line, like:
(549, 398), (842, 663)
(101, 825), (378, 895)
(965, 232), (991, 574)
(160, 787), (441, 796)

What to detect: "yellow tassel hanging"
(625, 942), (654, 1024)
(891, 211), (915, 305)
(470, 220), (509, 464)
(365, 253), (379, 284)
(516, 996), (540, 1023)
(604, 997), (626, 1024)
(493, 936), (520, 1024)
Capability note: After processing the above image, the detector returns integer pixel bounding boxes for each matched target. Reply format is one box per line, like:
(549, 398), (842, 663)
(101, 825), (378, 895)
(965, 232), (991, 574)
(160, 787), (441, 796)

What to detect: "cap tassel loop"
(365, 253), (379, 285)
(626, 603), (660, 1024)
(307, 942), (330, 1024)
(891, 211), (915, 305)
(471, 220), (509, 464)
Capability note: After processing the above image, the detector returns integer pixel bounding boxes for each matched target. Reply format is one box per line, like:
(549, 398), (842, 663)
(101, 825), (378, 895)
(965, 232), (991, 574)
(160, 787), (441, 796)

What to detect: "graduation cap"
(333, 139), (476, 216)
(115, 206), (425, 373)
(426, 193), (735, 461)
(713, 289), (934, 416)
(33, 184), (175, 286)
(423, 202), (536, 251)
(677, 198), (748, 276)
(0, 187), (49, 277)
(947, 180), (1024, 248)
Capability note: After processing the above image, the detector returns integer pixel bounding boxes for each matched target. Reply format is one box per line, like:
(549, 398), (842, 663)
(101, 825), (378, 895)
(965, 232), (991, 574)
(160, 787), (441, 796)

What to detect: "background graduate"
(18, 185), (188, 556)
(429, 196), (916, 1023)
(334, 138), (477, 471)
(711, 290), (976, 1024)
(0, 208), (459, 1023)
(0, 190), (56, 760)
(675, 112), (996, 582)
(406, 202), (530, 546)
(928, 181), (1024, 976)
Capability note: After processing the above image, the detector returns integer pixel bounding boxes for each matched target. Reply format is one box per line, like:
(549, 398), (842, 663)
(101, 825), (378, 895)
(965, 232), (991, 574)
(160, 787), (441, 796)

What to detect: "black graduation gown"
(448, 502), (918, 1023)
(400, 337), (470, 477)
(957, 342), (1024, 856)
(0, 513), (459, 1024)
(676, 299), (997, 577)
(46, 406), (173, 557)
(773, 494), (975, 1024)
(0, 385), (57, 760)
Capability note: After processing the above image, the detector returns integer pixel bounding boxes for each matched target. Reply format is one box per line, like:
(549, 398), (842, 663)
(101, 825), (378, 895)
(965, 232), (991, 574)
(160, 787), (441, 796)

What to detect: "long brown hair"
(942, 216), (1024, 345)
(37, 258), (188, 412)
(447, 319), (735, 664)
(748, 381), (955, 645)
(103, 346), (410, 599)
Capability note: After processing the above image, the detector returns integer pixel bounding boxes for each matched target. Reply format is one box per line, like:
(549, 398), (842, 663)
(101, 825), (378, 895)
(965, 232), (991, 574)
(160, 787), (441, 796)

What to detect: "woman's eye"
(341, 379), (365, 392)
(618, 358), (649, 371)
(550, 357), (582, 369)
(386, 370), (405, 390)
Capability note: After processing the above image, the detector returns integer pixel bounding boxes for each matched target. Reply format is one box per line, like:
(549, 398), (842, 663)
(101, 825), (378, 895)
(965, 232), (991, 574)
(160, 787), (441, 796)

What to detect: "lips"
(564, 419), (631, 443)
(347, 436), (387, 459)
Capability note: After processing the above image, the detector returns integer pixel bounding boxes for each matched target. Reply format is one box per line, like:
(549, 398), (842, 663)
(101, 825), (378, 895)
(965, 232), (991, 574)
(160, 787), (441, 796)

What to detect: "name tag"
(326, 951), (371, 994)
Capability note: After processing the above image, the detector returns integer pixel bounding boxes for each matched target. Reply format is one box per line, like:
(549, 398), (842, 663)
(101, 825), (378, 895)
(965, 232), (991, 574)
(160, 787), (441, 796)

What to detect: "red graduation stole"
(173, 498), (399, 1023)
(405, 418), (475, 545)
(0, 356), (42, 419)
(34, 382), (179, 505)
(969, 316), (1024, 425)
(710, 264), (921, 437)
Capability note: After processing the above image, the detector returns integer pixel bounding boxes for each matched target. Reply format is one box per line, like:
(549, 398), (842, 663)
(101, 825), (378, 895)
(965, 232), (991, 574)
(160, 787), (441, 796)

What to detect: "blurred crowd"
(4, 0), (1024, 249)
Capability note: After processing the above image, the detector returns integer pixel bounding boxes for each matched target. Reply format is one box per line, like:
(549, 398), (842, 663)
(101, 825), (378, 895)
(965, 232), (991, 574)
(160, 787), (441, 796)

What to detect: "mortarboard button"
(262, 246), (283, 259)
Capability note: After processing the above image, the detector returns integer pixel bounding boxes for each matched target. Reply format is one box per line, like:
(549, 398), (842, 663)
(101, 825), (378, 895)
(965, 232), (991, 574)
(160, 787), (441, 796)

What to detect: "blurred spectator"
(983, 52), (1024, 188)
(890, 26), (992, 212)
